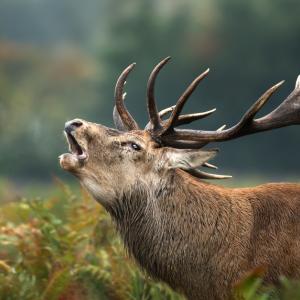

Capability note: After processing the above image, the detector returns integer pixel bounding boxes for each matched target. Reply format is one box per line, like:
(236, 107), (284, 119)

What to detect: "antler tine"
(255, 77), (300, 130)
(230, 80), (285, 135)
(159, 105), (176, 119)
(217, 124), (226, 131)
(145, 107), (216, 130)
(114, 63), (139, 131)
(203, 162), (218, 169)
(162, 79), (290, 144)
(175, 108), (216, 126)
(186, 169), (232, 180)
(144, 105), (175, 131)
(147, 57), (171, 131)
(159, 68), (210, 135)
(296, 75), (300, 89)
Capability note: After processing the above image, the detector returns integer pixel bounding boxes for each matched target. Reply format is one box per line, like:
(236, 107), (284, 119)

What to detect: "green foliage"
(233, 269), (300, 300)
(0, 182), (185, 300)
(1, 182), (300, 299)
(234, 268), (271, 300)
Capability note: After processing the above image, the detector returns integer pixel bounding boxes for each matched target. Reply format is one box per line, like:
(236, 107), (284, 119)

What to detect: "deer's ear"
(166, 148), (218, 170)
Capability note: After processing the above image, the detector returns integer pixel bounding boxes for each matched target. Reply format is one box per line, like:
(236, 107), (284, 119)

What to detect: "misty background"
(0, 0), (299, 192)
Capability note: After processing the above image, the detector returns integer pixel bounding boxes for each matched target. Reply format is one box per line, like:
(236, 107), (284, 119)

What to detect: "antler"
(160, 79), (300, 145)
(158, 67), (210, 135)
(113, 63), (140, 131)
(147, 57), (171, 131)
(145, 57), (216, 132)
(112, 58), (300, 179)
(146, 58), (300, 149)
(144, 106), (216, 130)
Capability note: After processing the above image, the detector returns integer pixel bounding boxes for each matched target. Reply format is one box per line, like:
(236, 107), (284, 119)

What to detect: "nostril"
(71, 121), (83, 128)
(65, 120), (83, 133)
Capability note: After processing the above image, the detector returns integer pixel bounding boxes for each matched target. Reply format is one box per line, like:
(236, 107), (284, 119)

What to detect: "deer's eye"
(130, 142), (141, 151)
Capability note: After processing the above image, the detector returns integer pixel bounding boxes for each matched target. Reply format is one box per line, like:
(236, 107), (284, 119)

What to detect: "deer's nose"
(65, 119), (83, 133)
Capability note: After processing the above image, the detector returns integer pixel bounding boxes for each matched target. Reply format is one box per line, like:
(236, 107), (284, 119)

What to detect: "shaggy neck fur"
(99, 168), (300, 300)
(106, 169), (244, 299)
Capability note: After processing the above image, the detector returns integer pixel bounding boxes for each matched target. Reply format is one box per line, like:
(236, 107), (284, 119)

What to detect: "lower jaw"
(59, 153), (81, 171)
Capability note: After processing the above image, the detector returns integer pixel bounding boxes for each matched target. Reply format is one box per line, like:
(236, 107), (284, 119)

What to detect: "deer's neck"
(107, 169), (236, 293)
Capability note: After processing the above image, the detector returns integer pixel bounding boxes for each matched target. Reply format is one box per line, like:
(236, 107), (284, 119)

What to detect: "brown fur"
(60, 121), (300, 300)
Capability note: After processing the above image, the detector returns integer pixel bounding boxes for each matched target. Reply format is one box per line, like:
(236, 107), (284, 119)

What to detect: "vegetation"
(0, 180), (183, 300)
(0, 0), (299, 299)
(0, 180), (300, 300)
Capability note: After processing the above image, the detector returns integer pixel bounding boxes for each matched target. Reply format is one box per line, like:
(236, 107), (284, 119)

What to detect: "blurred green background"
(0, 0), (299, 195)
(0, 1), (300, 299)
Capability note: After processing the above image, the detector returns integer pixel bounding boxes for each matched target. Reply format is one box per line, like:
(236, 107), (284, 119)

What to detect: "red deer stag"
(60, 57), (300, 300)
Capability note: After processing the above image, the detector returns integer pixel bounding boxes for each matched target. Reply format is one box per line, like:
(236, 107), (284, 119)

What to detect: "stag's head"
(60, 57), (300, 206)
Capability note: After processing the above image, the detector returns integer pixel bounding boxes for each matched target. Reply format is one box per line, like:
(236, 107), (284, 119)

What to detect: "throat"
(107, 182), (171, 278)
(108, 185), (163, 242)
(104, 174), (231, 291)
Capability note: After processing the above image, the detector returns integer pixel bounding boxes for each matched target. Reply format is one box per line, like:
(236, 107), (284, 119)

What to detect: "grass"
(0, 178), (300, 299)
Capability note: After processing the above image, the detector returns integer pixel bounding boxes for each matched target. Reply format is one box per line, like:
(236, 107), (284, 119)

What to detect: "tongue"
(75, 144), (83, 155)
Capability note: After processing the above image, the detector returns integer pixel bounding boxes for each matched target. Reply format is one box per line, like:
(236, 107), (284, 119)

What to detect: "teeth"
(78, 153), (87, 160)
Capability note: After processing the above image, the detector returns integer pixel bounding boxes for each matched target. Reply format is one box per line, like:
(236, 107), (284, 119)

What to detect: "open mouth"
(65, 132), (87, 161)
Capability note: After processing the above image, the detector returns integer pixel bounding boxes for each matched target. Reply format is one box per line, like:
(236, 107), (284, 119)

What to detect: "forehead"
(84, 121), (158, 146)
(121, 130), (152, 142)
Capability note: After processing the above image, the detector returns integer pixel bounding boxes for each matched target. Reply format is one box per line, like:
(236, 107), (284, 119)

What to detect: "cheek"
(152, 155), (166, 172)
(132, 153), (156, 173)
(85, 153), (123, 177)
(88, 141), (123, 164)
(132, 154), (143, 163)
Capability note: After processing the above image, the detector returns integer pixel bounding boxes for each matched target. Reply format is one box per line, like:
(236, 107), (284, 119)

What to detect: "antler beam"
(112, 59), (299, 180)
(114, 63), (140, 131)
(161, 79), (300, 145)
(113, 58), (300, 150)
